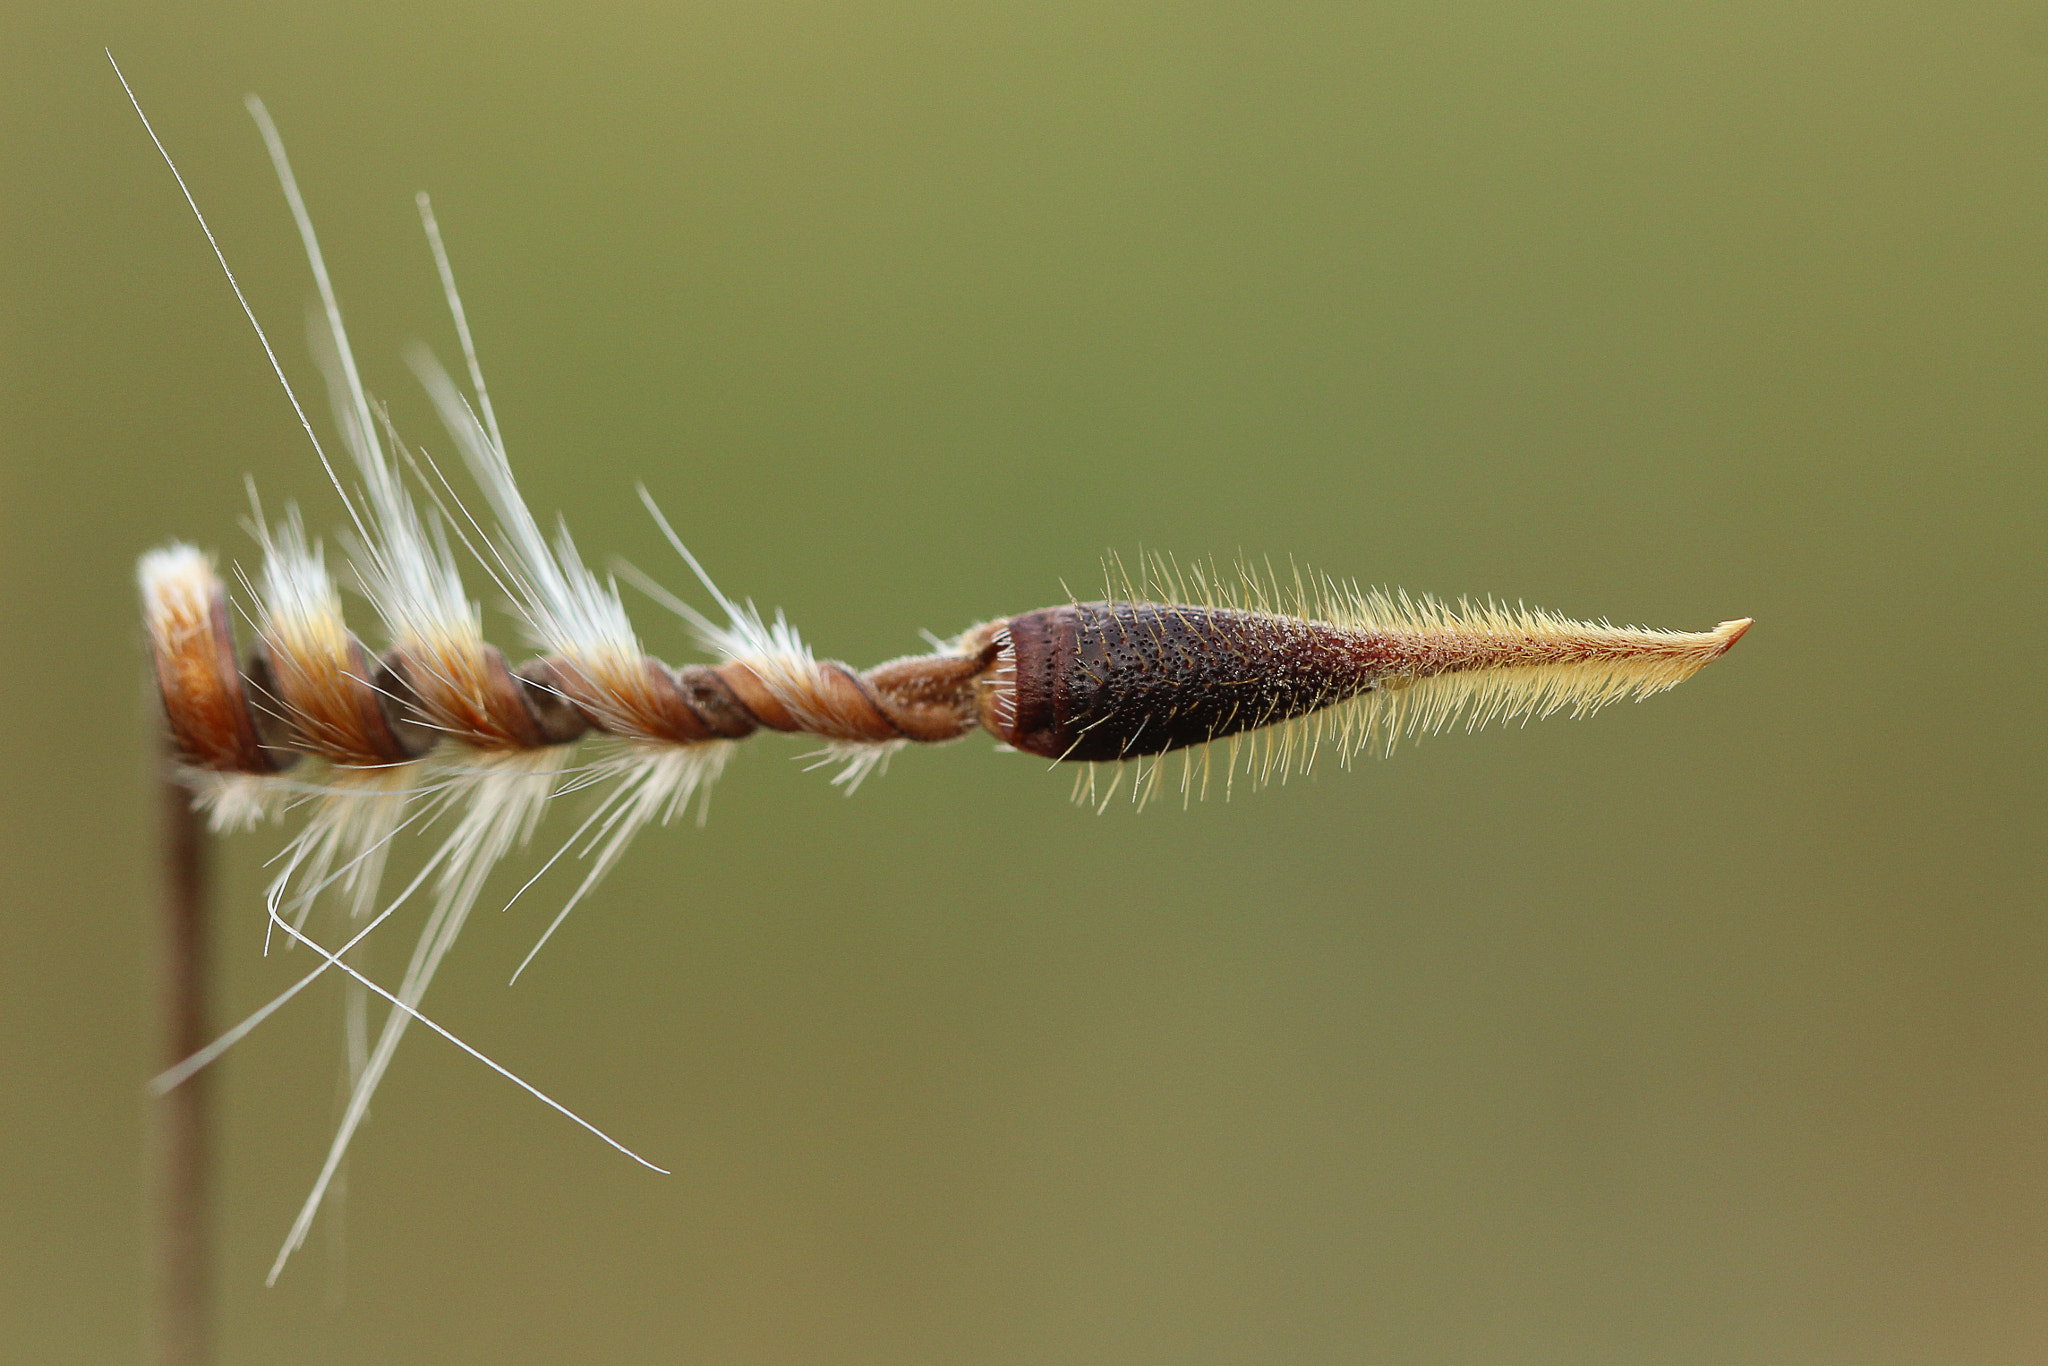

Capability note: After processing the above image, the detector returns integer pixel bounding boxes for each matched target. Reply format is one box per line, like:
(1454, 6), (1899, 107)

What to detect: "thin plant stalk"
(156, 763), (211, 1366)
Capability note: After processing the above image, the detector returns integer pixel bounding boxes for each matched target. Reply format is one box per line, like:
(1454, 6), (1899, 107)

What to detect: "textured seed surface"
(1000, 603), (1381, 761)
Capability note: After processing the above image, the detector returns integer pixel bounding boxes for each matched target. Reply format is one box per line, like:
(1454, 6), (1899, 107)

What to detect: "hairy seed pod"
(979, 598), (1755, 763)
(985, 603), (1384, 761)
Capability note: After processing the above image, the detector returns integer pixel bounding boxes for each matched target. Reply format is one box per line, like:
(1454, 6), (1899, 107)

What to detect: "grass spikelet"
(124, 72), (1753, 1287)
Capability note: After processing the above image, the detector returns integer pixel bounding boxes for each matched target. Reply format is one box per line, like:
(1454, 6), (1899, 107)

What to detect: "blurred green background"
(4, 1), (2045, 1362)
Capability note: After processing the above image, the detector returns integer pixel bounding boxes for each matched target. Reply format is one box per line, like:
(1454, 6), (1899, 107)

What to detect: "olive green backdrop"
(4, 2), (2045, 1363)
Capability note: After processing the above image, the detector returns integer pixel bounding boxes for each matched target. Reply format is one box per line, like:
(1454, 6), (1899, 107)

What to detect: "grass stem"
(157, 765), (210, 1366)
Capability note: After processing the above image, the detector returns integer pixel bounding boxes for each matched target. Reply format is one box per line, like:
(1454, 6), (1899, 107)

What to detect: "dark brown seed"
(993, 603), (1382, 761)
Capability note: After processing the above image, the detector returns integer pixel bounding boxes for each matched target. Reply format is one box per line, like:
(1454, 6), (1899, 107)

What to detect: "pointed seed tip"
(1714, 618), (1754, 653)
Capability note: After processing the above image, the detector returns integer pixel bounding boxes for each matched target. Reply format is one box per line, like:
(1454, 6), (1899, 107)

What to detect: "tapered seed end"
(1711, 619), (1754, 655)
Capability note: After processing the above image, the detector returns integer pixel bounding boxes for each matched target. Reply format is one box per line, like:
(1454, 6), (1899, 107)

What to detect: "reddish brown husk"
(994, 603), (1384, 761)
